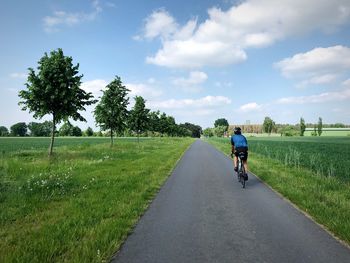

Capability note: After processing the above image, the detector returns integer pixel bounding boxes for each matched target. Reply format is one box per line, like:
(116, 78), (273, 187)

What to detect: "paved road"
(111, 139), (350, 263)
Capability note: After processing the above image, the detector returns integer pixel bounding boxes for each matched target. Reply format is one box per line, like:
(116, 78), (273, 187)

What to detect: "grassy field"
(0, 137), (194, 262)
(207, 136), (350, 245)
(303, 130), (350, 136)
(0, 137), (147, 153)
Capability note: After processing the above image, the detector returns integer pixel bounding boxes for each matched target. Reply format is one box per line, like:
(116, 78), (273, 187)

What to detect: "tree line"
(201, 117), (348, 138)
(7, 48), (201, 155)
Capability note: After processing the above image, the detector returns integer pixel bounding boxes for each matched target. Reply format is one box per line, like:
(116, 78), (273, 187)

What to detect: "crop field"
(0, 137), (194, 262)
(210, 136), (350, 181)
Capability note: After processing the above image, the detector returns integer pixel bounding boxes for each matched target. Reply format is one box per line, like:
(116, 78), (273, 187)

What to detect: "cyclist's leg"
(233, 156), (238, 171)
(242, 151), (248, 180)
(243, 160), (248, 174)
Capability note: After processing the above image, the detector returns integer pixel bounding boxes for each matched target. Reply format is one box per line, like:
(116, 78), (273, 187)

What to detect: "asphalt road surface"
(111, 139), (350, 263)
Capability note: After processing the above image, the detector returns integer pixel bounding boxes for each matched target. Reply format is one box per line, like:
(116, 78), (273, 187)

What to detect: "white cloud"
(148, 95), (231, 109)
(342, 78), (350, 87)
(126, 83), (163, 99)
(275, 45), (350, 88)
(81, 79), (162, 101)
(276, 87), (350, 104)
(141, 0), (350, 68)
(238, 102), (262, 112)
(142, 9), (178, 40)
(81, 79), (108, 98)
(10, 72), (27, 79)
(43, 0), (102, 32)
(172, 71), (208, 92)
(146, 40), (247, 68)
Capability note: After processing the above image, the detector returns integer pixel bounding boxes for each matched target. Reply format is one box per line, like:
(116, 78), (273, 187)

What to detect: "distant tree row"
(0, 121), (97, 137)
(15, 48), (201, 155)
(202, 116), (346, 138)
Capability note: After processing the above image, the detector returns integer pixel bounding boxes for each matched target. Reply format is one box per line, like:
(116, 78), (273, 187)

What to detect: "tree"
(85, 127), (94, 136)
(318, 117), (323, 136)
(280, 125), (298, 136)
(148, 111), (161, 134)
(10, 122), (27, 136)
(180, 123), (202, 138)
(0, 126), (9, 137)
(300, 117), (306, 136)
(165, 116), (177, 136)
(72, 126), (82, 136)
(263, 116), (275, 135)
(203, 128), (214, 137)
(214, 118), (229, 131)
(59, 121), (74, 136)
(214, 125), (227, 137)
(128, 96), (150, 143)
(28, 121), (52, 136)
(18, 48), (96, 155)
(94, 76), (129, 146)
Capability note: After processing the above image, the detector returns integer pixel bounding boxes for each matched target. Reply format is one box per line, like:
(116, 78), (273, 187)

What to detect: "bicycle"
(231, 152), (247, 188)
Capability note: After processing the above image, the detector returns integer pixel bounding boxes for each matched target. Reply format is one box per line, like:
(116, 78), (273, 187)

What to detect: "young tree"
(72, 126), (82, 136)
(128, 96), (150, 143)
(263, 116), (275, 135)
(94, 76), (129, 146)
(214, 118), (229, 131)
(318, 117), (323, 136)
(85, 127), (94, 136)
(148, 111), (161, 134)
(0, 126), (9, 137)
(59, 121), (74, 136)
(203, 128), (214, 137)
(18, 48), (96, 155)
(300, 117), (306, 136)
(10, 122), (27, 136)
(214, 125), (227, 137)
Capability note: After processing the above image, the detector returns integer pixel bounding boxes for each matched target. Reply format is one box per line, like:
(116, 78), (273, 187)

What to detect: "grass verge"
(0, 137), (194, 262)
(206, 138), (350, 246)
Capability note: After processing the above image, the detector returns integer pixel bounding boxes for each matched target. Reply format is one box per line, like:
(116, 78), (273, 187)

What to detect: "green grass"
(206, 137), (350, 246)
(304, 130), (350, 136)
(0, 137), (151, 153)
(0, 137), (194, 262)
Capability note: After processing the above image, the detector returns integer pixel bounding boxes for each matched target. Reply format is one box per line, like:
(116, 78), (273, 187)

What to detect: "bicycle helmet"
(234, 127), (241, 135)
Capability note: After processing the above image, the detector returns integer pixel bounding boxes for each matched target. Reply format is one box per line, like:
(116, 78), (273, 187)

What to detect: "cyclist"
(231, 127), (248, 180)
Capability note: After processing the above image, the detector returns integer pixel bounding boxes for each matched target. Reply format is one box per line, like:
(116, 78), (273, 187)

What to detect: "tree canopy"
(214, 118), (229, 131)
(300, 117), (306, 136)
(128, 96), (150, 142)
(18, 48), (96, 155)
(10, 122), (27, 137)
(318, 117), (323, 136)
(263, 116), (275, 135)
(94, 76), (130, 146)
(0, 126), (9, 137)
(28, 121), (52, 137)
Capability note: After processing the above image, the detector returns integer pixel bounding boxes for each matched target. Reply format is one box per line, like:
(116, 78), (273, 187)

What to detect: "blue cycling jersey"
(230, 134), (248, 148)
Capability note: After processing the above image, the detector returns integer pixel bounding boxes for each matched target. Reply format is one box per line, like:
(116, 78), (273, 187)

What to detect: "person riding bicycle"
(231, 127), (248, 180)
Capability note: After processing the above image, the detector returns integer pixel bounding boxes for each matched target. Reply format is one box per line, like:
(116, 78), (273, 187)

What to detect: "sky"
(1, 0), (350, 130)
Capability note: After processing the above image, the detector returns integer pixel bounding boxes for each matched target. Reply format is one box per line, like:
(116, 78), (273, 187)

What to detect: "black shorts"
(234, 147), (248, 161)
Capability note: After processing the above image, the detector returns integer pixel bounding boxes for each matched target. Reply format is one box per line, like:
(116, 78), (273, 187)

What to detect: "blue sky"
(1, 0), (350, 130)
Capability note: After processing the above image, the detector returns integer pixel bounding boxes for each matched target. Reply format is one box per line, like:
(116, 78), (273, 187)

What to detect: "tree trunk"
(49, 115), (56, 156)
(110, 129), (113, 147)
